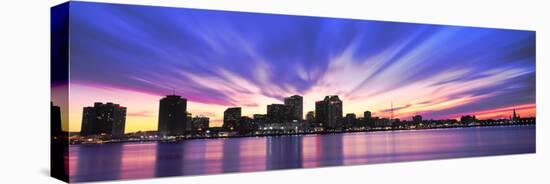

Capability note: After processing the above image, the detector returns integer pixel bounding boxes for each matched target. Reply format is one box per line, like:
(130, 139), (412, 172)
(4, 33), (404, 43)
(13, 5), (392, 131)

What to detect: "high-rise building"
(364, 111), (372, 127)
(223, 107), (241, 130)
(324, 95), (343, 129)
(284, 95), (303, 121)
(111, 104), (126, 137)
(267, 104), (288, 124)
(315, 101), (327, 127)
(158, 95), (187, 137)
(80, 102), (126, 137)
(81, 107), (95, 136)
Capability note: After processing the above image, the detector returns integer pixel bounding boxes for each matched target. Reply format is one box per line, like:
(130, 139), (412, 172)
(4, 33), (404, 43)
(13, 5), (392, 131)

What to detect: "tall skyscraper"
(81, 107), (95, 136)
(267, 104), (288, 124)
(223, 107), (241, 130)
(80, 102), (126, 137)
(158, 95), (187, 137)
(315, 101), (327, 127)
(111, 104), (126, 137)
(284, 95), (303, 121)
(324, 96), (343, 129)
(315, 96), (343, 129)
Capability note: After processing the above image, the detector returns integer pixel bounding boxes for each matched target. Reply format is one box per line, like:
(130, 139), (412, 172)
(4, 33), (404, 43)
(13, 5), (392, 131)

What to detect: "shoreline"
(70, 123), (535, 145)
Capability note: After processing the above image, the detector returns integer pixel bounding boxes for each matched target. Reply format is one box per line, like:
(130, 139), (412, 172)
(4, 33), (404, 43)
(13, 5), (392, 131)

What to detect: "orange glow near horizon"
(446, 103), (536, 120)
(52, 84), (69, 131)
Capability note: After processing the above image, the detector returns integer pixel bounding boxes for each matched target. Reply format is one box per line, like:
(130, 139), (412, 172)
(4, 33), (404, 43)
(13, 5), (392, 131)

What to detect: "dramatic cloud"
(65, 2), (535, 132)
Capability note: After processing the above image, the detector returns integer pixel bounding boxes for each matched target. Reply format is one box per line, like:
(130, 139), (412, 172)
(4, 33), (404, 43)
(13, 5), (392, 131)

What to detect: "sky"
(62, 2), (535, 133)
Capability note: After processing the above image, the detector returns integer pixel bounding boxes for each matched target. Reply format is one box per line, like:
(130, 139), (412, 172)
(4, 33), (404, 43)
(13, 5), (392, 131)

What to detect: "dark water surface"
(69, 126), (535, 182)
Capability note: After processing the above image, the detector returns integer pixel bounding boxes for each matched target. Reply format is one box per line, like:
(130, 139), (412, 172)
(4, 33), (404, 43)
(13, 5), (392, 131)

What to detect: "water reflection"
(154, 142), (183, 177)
(238, 138), (266, 172)
(70, 126), (535, 183)
(182, 140), (209, 175)
(204, 140), (223, 174)
(342, 133), (369, 165)
(301, 134), (345, 168)
(73, 144), (123, 181)
(319, 134), (344, 166)
(222, 139), (241, 173)
(266, 136), (303, 169)
(120, 143), (156, 179)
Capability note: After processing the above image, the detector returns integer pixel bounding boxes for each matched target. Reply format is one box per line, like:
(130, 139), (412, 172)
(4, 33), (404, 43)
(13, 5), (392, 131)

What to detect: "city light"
(62, 94), (536, 144)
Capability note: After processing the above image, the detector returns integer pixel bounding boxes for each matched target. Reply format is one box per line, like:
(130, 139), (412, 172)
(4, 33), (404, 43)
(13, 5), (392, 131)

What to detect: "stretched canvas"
(51, 1), (536, 183)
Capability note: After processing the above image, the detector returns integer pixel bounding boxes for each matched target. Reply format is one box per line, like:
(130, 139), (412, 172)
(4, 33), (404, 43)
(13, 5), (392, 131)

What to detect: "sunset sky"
(60, 2), (535, 133)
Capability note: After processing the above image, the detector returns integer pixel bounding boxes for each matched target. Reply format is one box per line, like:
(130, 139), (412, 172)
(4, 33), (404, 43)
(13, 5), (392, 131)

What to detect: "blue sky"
(63, 2), (535, 130)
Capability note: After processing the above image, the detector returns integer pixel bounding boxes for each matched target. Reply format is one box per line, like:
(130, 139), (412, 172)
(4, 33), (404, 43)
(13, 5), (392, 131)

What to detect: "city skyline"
(72, 93), (534, 134)
(52, 3), (536, 133)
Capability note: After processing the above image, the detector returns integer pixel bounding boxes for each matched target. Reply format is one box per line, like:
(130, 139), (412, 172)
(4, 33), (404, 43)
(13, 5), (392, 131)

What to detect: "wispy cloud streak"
(65, 2), (535, 131)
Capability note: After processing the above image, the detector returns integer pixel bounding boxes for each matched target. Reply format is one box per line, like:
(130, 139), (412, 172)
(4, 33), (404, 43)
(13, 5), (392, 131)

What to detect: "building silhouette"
(305, 111), (315, 125)
(345, 113), (356, 128)
(158, 95), (187, 137)
(511, 109), (521, 123)
(413, 115), (423, 124)
(185, 112), (193, 131)
(223, 107), (241, 130)
(460, 115), (477, 125)
(315, 101), (327, 127)
(51, 102), (63, 137)
(236, 116), (255, 134)
(191, 116), (209, 131)
(375, 117), (392, 127)
(364, 111), (372, 127)
(253, 114), (267, 127)
(284, 95), (303, 121)
(81, 102), (126, 137)
(267, 104), (288, 124)
(317, 95), (343, 129)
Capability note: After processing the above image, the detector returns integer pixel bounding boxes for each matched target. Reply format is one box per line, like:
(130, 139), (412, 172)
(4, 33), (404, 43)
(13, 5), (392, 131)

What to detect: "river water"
(68, 126), (535, 182)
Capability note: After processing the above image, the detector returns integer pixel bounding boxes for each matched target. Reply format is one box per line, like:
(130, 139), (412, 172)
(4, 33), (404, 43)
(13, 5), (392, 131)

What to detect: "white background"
(0, 0), (548, 183)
